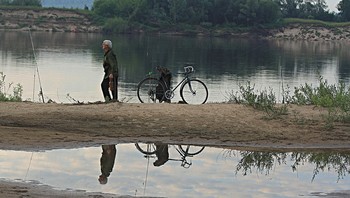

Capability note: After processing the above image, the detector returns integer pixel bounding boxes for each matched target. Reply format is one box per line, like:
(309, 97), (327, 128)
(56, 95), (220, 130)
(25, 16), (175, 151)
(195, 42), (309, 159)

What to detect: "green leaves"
(0, 0), (41, 7)
(91, 0), (281, 31)
(291, 76), (350, 127)
(0, 72), (23, 102)
(338, 0), (350, 21)
(292, 76), (350, 111)
(229, 81), (288, 118)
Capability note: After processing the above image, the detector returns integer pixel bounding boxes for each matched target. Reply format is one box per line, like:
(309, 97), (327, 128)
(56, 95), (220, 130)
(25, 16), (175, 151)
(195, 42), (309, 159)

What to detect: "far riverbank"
(2, 7), (350, 41)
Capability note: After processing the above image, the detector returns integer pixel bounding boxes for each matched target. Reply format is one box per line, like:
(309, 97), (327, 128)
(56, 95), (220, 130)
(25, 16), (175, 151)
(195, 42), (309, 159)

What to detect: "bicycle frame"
(135, 143), (204, 168)
(160, 71), (196, 101)
(164, 74), (189, 91)
(174, 146), (192, 168)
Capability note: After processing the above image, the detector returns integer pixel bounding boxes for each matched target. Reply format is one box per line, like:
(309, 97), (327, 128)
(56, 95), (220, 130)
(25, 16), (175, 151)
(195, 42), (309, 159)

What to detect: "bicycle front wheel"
(178, 145), (205, 155)
(135, 143), (157, 155)
(180, 79), (208, 104)
(137, 77), (165, 103)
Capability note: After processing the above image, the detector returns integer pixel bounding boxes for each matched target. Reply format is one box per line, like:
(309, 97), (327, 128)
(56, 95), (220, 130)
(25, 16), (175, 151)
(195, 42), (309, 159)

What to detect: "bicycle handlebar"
(178, 66), (195, 75)
(155, 65), (195, 75)
(184, 66), (195, 73)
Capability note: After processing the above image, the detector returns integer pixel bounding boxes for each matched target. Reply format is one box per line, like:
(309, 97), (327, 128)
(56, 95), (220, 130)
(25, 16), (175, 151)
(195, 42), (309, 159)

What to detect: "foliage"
(0, 72), (23, 102)
(92, 0), (282, 33)
(278, 0), (336, 21)
(2, 0), (350, 33)
(291, 76), (350, 127)
(235, 151), (288, 176)
(89, 0), (350, 33)
(103, 17), (130, 33)
(293, 77), (350, 112)
(227, 81), (288, 118)
(0, 0), (41, 6)
(292, 76), (350, 110)
(227, 149), (350, 182)
(338, 0), (350, 21)
(227, 75), (350, 127)
(282, 18), (350, 27)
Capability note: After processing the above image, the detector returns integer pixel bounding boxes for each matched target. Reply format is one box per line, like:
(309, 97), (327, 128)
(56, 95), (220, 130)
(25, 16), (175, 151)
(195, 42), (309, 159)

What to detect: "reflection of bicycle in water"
(135, 143), (205, 168)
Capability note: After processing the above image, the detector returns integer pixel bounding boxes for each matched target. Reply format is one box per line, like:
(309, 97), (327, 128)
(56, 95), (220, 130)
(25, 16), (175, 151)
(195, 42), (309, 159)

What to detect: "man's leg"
(112, 77), (118, 101)
(101, 78), (111, 101)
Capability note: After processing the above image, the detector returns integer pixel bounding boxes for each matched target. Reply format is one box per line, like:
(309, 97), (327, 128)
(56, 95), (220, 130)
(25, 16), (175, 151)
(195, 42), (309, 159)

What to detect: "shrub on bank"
(292, 76), (350, 126)
(0, 72), (23, 102)
(227, 76), (350, 127)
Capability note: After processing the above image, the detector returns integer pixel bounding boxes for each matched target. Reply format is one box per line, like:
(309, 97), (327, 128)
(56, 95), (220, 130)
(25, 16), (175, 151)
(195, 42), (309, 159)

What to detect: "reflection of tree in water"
(227, 150), (350, 182)
(233, 151), (288, 176)
(300, 152), (350, 182)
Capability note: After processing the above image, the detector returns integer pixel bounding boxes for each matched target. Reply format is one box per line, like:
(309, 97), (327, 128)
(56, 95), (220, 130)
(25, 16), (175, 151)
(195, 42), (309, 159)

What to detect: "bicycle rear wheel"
(137, 77), (165, 103)
(180, 79), (208, 104)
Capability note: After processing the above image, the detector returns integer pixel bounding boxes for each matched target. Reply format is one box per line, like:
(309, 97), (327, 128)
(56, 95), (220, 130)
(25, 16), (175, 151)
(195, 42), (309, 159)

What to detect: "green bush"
(283, 18), (350, 28)
(292, 76), (350, 111)
(103, 17), (129, 33)
(0, 72), (23, 102)
(291, 76), (350, 127)
(227, 76), (350, 126)
(228, 81), (288, 118)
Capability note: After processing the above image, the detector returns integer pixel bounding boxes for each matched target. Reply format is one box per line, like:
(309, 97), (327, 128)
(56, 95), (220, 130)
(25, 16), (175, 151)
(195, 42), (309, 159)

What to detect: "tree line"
(0, 0), (41, 6)
(3, 0), (350, 31)
(91, 0), (350, 32)
(91, 0), (350, 25)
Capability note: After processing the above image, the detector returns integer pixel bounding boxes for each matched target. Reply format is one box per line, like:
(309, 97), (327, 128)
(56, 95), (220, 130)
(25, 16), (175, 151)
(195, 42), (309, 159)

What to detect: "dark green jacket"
(100, 145), (116, 177)
(103, 49), (118, 79)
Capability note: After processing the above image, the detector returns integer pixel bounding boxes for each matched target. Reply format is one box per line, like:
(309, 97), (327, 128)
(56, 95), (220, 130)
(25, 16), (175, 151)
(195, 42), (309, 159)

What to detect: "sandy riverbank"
(1, 102), (349, 151)
(1, 102), (350, 197)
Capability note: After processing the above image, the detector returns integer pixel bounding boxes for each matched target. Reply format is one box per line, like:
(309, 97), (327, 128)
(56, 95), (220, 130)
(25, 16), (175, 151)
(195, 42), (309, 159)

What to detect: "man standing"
(153, 143), (169, 167)
(98, 144), (117, 185)
(101, 40), (118, 102)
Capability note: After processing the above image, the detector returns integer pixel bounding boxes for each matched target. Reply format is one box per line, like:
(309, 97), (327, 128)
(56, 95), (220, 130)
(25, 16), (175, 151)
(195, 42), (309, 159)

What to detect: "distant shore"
(2, 7), (350, 41)
(266, 23), (350, 41)
(0, 7), (101, 33)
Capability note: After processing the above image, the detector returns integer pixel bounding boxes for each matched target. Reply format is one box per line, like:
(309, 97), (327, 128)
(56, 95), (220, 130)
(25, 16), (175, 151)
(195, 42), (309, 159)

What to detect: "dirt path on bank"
(1, 102), (350, 151)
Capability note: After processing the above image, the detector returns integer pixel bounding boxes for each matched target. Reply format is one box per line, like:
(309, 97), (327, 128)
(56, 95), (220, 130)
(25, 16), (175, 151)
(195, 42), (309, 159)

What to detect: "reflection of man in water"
(153, 143), (169, 167)
(98, 145), (116, 184)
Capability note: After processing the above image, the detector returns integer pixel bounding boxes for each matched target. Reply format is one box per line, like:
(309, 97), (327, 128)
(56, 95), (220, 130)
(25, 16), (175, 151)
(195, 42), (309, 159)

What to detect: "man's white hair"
(102, 40), (112, 48)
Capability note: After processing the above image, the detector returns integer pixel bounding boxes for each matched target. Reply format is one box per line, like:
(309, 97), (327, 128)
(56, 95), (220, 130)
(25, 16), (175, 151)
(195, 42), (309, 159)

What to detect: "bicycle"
(135, 143), (205, 168)
(137, 65), (208, 104)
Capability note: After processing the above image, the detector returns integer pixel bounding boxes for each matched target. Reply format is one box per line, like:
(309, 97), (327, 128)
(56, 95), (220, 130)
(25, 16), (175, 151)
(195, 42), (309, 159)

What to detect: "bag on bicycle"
(156, 67), (172, 102)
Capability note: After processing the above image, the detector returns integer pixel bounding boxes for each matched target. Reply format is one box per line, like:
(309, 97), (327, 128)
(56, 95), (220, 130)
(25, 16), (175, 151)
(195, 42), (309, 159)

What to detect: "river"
(1, 31), (350, 103)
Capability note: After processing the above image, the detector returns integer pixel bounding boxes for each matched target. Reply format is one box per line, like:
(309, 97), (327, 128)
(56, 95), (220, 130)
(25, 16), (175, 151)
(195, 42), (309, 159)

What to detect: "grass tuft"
(0, 72), (23, 102)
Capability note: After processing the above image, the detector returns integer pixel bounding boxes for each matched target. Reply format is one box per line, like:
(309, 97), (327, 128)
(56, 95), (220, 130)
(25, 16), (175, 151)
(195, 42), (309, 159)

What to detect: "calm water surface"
(0, 144), (349, 197)
(1, 31), (350, 103)
(1, 32), (350, 197)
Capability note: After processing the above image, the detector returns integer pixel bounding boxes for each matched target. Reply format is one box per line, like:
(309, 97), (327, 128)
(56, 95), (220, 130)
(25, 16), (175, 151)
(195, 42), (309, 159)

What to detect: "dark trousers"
(101, 77), (118, 101)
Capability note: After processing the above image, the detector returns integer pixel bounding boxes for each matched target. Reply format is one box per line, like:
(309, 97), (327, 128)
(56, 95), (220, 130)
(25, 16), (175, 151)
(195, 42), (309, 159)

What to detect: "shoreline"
(1, 102), (350, 152)
(2, 8), (350, 41)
